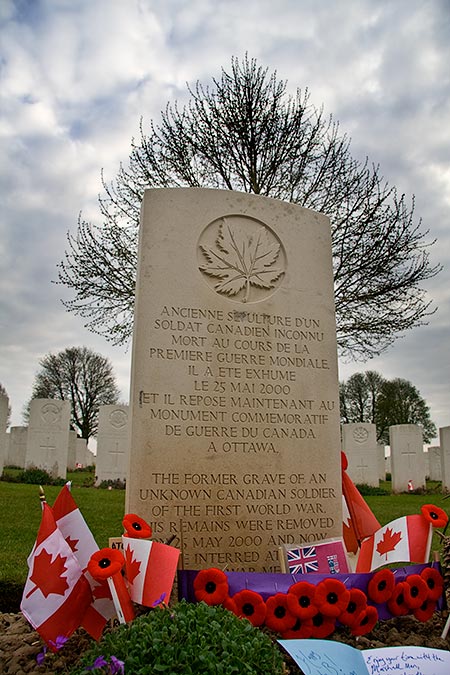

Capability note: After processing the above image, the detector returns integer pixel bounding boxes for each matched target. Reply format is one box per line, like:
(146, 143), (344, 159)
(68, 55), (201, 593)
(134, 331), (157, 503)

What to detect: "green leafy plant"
(1, 467), (65, 486)
(70, 600), (285, 675)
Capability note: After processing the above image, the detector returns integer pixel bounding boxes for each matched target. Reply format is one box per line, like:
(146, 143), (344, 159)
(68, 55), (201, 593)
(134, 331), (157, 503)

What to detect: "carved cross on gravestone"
(40, 436), (56, 463)
(356, 458), (369, 483)
(110, 442), (124, 469)
(401, 444), (416, 472)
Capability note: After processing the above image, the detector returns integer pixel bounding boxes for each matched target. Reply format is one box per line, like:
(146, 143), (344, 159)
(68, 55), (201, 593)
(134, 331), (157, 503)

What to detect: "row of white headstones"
(1, 395), (450, 492)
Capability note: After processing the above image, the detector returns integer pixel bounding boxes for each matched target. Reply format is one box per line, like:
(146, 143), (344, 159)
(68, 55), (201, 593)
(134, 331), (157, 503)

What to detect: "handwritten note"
(278, 640), (450, 675)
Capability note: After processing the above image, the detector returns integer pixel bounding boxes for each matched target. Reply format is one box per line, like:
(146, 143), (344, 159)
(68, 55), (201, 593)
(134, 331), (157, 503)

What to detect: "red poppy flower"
(310, 611), (336, 638)
(286, 581), (317, 619)
(420, 567), (444, 601)
(404, 574), (429, 609)
(414, 598), (437, 622)
(339, 588), (368, 627)
(367, 568), (395, 604)
(420, 504), (448, 528)
(351, 605), (378, 636)
(122, 513), (152, 539)
(314, 578), (350, 617)
(280, 617), (313, 640)
(265, 593), (297, 634)
(88, 548), (124, 580)
(193, 568), (229, 606)
(222, 595), (238, 614)
(232, 589), (266, 627)
(387, 582), (410, 616)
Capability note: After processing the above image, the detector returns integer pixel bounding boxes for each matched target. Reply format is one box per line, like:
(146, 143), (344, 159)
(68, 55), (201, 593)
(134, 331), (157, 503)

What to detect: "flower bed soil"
(1, 610), (449, 675)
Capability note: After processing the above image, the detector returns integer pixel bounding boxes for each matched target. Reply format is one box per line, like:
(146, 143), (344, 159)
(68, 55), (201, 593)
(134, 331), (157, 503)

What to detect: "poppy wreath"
(280, 616), (313, 640)
(367, 568), (395, 604)
(351, 605), (378, 637)
(88, 548), (125, 580)
(122, 513), (152, 539)
(420, 504), (448, 529)
(414, 598), (437, 622)
(193, 568), (229, 606)
(286, 580), (317, 619)
(339, 588), (368, 627)
(403, 574), (429, 610)
(314, 578), (350, 617)
(420, 567), (444, 601)
(264, 593), (296, 633)
(232, 589), (267, 627)
(387, 582), (410, 617)
(310, 610), (336, 639)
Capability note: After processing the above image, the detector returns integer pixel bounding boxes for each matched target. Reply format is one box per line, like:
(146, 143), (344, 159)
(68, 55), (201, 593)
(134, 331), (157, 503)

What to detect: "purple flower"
(49, 635), (69, 651)
(36, 646), (47, 665)
(110, 655), (125, 674)
(86, 655), (109, 671)
(152, 592), (167, 607)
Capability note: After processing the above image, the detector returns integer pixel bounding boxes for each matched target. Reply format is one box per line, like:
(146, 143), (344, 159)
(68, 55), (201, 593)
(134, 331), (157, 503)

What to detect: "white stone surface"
(5, 426), (28, 468)
(95, 405), (129, 485)
(427, 446), (442, 481)
(389, 424), (426, 492)
(126, 188), (342, 572)
(25, 399), (71, 478)
(342, 423), (379, 487)
(75, 437), (88, 467)
(0, 394), (9, 476)
(440, 426), (450, 492)
(67, 430), (78, 471)
(378, 443), (386, 480)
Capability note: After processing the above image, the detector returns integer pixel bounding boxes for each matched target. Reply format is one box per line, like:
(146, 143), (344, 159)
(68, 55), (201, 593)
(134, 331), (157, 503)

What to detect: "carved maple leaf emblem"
(124, 545), (141, 584)
(199, 218), (284, 302)
(26, 549), (69, 598)
(376, 527), (403, 559)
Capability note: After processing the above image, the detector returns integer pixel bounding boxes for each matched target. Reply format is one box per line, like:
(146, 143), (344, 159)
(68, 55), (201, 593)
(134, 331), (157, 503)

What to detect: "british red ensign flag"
(20, 502), (92, 648)
(356, 514), (432, 573)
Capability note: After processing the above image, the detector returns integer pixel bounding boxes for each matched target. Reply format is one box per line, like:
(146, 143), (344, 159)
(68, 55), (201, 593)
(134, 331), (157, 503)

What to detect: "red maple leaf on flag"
(376, 527), (403, 559)
(65, 536), (79, 553)
(124, 545), (141, 584)
(92, 580), (112, 600)
(26, 549), (69, 598)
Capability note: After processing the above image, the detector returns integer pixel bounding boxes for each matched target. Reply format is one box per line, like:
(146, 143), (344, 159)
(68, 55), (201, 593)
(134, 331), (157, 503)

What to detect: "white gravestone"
(427, 446), (442, 481)
(126, 188), (342, 573)
(25, 399), (71, 478)
(390, 424), (426, 493)
(75, 437), (88, 467)
(5, 426), (28, 468)
(86, 448), (95, 466)
(440, 427), (450, 493)
(342, 423), (379, 487)
(67, 430), (78, 471)
(0, 394), (9, 476)
(95, 405), (129, 485)
(378, 444), (386, 481)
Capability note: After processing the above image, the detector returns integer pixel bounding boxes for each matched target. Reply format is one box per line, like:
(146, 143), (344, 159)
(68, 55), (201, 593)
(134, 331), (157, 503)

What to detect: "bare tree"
(26, 347), (120, 439)
(340, 371), (385, 425)
(57, 55), (440, 358)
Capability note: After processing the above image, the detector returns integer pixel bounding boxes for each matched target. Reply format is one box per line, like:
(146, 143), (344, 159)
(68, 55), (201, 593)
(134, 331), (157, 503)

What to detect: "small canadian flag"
(20, 502), (92, 648)
(122, 537), (180, 607)
(356, 514), (432, 573)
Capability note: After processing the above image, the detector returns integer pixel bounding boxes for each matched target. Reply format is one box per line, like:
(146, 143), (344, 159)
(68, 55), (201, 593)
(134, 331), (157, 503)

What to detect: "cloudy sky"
(1, 0), (449, 443)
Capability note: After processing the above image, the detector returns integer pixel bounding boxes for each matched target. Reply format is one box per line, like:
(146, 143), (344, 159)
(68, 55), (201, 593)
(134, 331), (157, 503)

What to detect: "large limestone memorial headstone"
(390, 424), (426, 493)
(126, 188), (342, 572)
(341, 423), (379, 487)
(95, 405), (129, 485)
(25, 399), (71, 478)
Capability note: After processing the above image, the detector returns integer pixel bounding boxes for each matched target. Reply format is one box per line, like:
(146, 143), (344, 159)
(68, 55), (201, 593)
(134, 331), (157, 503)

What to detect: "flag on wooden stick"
(20, 502), (92, 649)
